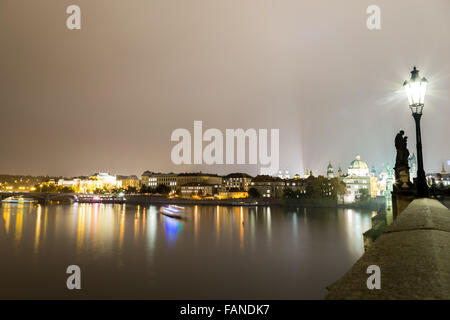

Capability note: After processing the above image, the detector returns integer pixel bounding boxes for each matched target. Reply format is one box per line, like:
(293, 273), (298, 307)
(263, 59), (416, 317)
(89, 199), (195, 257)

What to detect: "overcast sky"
(0, 0), (449, 177)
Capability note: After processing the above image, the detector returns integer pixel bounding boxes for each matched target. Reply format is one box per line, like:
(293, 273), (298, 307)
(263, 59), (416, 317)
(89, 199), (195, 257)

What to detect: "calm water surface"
(0, 202), (373, 299)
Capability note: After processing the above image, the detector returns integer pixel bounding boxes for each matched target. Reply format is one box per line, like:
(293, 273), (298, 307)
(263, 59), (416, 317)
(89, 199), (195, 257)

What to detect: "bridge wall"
(325, 198), (450, 299)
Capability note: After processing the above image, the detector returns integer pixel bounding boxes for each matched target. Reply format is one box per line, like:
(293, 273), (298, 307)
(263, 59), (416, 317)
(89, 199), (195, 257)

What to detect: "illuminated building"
(116, 175), (140, 189)
(0, 175), (45, 191)
(342, 155), (378, 203)
(57, 173), (121, 193)
(277, 169), (290, 179)
(93, 173), (117, 187)
(222, 173), (253, 191)
(142, 172), (178, 187)
(141, 171), (222, 190)
(426, 163), (450, 187)
(285, 178), (307, 194)
(284, 170), (290, 179)
(250, 175), (285, 198)
(177, 173), (222, 187)
(348, 155), (369, 176)
(180, 183), (218, 197)
(58, 179), (79, 188)
(278, 170), (283, 179)
(304, 169), (311, 179)
(217, 190), (248, 199)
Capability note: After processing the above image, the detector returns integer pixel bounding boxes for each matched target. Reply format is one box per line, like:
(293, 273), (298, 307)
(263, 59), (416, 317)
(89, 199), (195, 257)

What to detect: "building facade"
(180, 183), (218, 197)
(141, 171), (222, 190)
(222, 173), (253, 191)
(426, 163), (450, 187)
(116, 175), (140, 189)
(250, 175), (285, 198)
(141, 172), (178, 188)
(57, 172), (120, 193)
(342, 155), (377, 203)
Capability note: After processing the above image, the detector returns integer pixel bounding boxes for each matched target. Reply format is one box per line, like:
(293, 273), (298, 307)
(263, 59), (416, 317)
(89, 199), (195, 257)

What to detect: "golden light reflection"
(43, 206), (48, 243)
(249, 209), (256, 251)
(14, 206), (24, 245)
(119, 211), (125, 251)
(3, 210), (10, 235)
(266, 207), (272, 242)
(216, 206), (220, 242)
(194, 205), (199, 243)
(76, 204), (86, 254)
(34, 205), (42, 253)
(142, 209), (146, 235)
(240, 206), (244, 250)
(90, 203), (100, 245)
(134, 210), (140, 242)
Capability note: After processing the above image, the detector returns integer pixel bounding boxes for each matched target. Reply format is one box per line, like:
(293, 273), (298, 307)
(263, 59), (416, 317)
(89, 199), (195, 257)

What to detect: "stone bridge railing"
(326, 198), (450, 299)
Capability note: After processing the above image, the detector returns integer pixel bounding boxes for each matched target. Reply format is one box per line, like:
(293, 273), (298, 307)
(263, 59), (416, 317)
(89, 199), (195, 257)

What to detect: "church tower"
(304, 169), (310, 178)
(370, 165), (377, 177)
(327, 162), (334, 179)
(409, 153), (417, 179)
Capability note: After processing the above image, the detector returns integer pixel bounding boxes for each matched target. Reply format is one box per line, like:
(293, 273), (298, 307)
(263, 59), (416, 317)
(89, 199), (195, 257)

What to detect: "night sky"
(0, 0), (449, 177)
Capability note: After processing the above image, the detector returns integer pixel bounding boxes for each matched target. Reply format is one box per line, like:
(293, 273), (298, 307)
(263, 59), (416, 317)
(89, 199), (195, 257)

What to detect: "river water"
(0, 202), (373, 299)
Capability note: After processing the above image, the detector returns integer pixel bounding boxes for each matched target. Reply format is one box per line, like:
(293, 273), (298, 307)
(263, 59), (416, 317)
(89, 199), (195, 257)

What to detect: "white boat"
(159, 205), (185, 219)
(1, 196), (36, 203)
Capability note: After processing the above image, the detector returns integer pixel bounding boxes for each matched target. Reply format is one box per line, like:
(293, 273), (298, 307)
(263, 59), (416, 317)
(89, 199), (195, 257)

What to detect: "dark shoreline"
(77, 194), (384, 210)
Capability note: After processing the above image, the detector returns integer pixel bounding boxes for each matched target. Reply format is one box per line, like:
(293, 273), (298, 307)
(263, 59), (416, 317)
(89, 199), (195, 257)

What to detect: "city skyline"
(0, 151), (446, 180)
(1, 1), (449, 177)
(1, 1), (449, 303)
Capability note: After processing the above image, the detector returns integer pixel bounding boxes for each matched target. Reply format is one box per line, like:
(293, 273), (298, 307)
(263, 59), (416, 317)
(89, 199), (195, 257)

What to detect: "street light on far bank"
(403, 66), (429, 197)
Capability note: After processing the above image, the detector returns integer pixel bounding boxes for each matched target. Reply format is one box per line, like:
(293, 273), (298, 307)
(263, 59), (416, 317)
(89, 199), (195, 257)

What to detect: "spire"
(327, 162), (334, 178)
(411, 66), (419, 81)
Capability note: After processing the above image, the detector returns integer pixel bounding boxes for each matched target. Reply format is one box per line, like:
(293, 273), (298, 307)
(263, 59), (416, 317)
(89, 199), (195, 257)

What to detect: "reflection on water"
(164, 216), (182, 244)
(0, 202), (372, 299)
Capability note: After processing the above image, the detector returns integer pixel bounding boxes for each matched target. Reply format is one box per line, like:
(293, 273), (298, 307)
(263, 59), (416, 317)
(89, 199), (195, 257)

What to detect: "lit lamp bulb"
(403, 66), (428, 114)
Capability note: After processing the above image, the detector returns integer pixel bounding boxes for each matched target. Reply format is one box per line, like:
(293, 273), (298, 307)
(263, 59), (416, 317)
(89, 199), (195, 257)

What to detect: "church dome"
(349, 155), (368, 170)
(348, 155), (370, 176)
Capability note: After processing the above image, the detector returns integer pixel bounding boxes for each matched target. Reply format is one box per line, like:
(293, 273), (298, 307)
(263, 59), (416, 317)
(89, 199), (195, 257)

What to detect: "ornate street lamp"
(403, 66), (429, 197)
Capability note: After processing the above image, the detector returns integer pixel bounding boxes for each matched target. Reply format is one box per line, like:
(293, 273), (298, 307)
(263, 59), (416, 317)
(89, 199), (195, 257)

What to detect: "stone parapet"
(326, 198), (450, 299)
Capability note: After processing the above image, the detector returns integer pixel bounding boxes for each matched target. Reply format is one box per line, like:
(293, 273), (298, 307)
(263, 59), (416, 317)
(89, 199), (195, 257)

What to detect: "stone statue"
(394, 130), (411, 188)
(395, 130), (410, 168)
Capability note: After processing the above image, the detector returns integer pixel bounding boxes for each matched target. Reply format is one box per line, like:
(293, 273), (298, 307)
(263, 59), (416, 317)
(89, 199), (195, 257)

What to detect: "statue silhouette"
(395, 130), (409, 168)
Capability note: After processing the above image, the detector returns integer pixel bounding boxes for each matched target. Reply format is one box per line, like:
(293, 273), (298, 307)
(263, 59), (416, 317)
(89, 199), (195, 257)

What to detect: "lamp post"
(403, 66), (429, 197)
